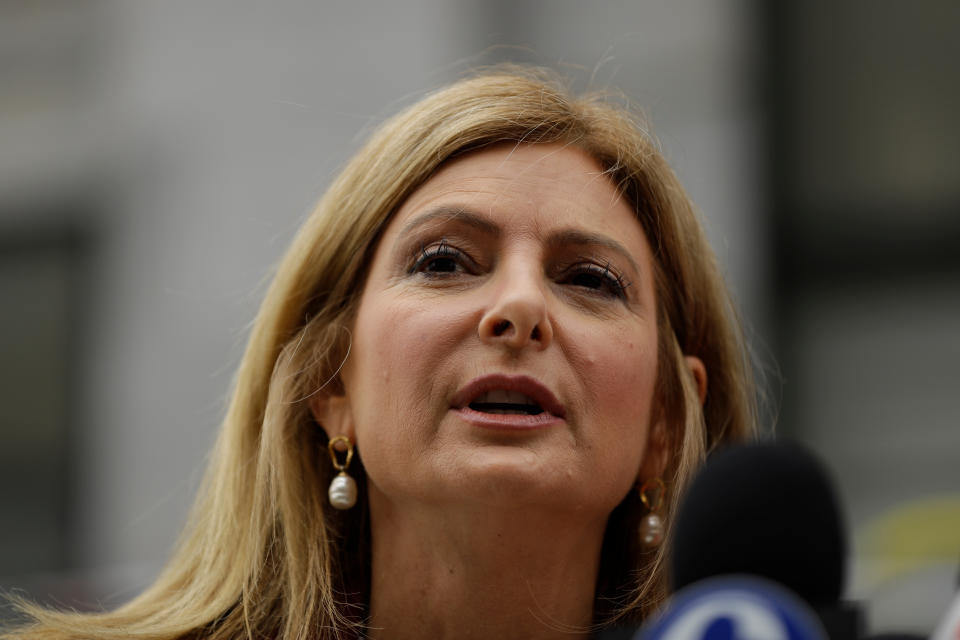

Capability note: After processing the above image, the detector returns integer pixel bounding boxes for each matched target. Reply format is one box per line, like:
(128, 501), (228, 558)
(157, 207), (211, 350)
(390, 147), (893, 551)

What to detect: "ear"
(309, 393), (356, 442)
(684, 355), (708, 406)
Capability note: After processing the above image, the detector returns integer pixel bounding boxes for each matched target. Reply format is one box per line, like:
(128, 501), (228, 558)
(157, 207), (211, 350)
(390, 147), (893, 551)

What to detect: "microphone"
(638, 574), (832, 639)
(653, 441), (861, 639)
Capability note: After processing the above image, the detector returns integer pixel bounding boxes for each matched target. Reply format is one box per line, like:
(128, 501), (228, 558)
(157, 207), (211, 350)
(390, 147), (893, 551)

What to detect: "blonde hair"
(5, 65), (755, 639)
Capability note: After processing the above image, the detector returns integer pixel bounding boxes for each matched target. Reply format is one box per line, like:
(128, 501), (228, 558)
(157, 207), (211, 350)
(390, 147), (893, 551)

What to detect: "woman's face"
(320, 143), (664, 520)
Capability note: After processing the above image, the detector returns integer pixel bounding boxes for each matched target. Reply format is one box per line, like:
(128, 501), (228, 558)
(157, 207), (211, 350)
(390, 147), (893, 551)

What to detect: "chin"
(431, 447), (618, 515)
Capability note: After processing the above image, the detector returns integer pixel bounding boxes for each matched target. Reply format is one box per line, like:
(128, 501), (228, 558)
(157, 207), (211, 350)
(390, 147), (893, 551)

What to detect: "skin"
(313, 143), (704, 639)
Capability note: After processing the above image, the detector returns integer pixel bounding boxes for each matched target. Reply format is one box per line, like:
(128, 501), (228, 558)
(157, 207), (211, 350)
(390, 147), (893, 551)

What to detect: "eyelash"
(409, 240), (471, 276)
(409, 241), (631, 300)
(558, 260), (631, 300)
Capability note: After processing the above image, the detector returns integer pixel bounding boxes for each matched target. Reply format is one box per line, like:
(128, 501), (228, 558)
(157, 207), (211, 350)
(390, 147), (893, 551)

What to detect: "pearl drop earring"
(639, 477), (666, 548)
(327, 435), (357, 510)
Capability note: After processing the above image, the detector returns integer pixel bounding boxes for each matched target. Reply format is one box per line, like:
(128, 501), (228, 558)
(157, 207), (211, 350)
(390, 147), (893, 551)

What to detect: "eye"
(410, 240), (474, 276)
(559, 262), (630, 300)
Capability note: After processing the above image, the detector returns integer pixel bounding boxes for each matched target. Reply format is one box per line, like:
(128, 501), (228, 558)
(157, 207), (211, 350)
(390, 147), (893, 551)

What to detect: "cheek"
(570, 323), (659, 479)
(350, 298), (428, 415)
(346, 292), (473, 441)
(585, 332), (657, 423)
(344, 297), (430, 484)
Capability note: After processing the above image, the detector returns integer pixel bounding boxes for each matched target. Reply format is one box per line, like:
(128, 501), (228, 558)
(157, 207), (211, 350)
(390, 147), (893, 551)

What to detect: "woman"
(8, 66), (754, 639)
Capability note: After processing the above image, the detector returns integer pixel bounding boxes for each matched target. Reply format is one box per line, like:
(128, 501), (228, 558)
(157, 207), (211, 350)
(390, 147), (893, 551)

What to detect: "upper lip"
(451, 374), (566, 418)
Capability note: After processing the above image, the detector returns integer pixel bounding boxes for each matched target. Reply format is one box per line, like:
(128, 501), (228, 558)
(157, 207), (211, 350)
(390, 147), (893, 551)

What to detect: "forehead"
(389, 143), (651, 251)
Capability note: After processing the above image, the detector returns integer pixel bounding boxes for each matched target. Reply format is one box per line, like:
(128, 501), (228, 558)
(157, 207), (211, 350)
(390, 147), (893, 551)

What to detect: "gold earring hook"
(639, 477), (666, 512)
(327, 435), (354, 472)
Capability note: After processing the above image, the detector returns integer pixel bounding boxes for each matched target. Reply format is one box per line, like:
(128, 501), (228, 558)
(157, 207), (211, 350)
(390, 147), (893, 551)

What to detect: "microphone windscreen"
(670, 441), (846, 606)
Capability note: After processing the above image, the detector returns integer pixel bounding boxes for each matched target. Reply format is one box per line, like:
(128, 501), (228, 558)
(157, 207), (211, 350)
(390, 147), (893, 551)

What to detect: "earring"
(638, 477), (666, 548)
(327, 435), (357, 510)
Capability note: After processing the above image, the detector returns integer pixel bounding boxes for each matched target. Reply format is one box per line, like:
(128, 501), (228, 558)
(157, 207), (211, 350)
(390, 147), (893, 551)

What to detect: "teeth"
(468, 389), (544, 415)
(474, 390), (536, 405)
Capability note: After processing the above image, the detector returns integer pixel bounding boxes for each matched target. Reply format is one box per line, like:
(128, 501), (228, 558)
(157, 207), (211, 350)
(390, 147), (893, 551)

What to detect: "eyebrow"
(398, 205), (641, 276)
(398, 206), (501, 238)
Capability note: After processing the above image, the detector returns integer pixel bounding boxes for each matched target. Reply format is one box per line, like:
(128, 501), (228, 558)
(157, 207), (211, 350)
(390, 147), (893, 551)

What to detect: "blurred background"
(1, 0), (957, 634)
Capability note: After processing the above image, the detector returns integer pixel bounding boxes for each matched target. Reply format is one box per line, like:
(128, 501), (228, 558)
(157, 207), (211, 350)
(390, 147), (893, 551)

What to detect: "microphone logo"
(638, 576), (828, 640)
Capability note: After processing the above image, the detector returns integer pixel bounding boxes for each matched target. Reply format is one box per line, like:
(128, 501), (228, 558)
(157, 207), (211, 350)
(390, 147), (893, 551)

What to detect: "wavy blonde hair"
(5, 65), (755, 639)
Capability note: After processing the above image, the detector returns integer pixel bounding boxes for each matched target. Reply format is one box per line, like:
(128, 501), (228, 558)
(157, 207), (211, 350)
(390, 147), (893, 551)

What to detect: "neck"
(365, 497), (607, 640)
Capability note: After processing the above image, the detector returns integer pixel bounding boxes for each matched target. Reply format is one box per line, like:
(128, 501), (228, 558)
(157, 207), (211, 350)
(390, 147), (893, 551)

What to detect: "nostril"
(530, 326), (540, 341)
(493, 320), (511, 336)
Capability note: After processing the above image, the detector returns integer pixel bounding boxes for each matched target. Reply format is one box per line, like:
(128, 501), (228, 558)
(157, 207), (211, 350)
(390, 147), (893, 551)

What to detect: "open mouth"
(452, 374), (565, 424)
(468, 390), (544, 415)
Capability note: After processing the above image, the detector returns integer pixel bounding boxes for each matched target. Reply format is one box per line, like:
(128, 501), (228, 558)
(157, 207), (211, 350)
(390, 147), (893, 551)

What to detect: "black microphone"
(668, 441), (862, 639)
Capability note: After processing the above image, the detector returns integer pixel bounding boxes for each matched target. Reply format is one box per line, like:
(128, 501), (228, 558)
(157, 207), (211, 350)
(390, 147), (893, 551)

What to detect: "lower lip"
(452, 407), (564, 431)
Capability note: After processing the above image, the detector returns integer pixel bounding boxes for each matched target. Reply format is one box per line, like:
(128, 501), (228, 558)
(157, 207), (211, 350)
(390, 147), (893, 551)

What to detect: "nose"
(478, 264), (553, 351)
